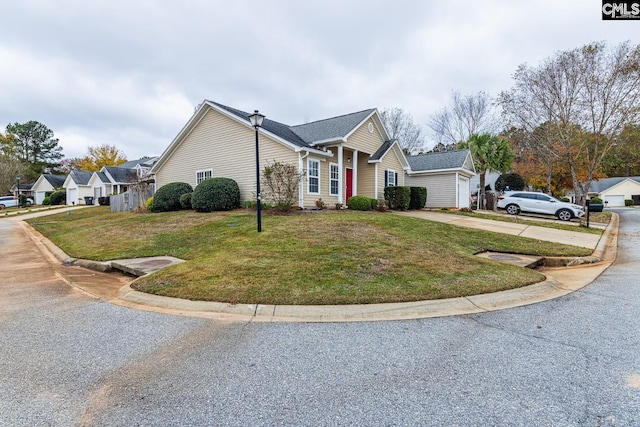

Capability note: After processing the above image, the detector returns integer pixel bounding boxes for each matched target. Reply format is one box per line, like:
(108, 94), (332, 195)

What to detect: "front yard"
(27, 207), (593, 305)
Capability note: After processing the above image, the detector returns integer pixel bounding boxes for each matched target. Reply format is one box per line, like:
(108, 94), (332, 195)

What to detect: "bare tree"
(427, 91), (498, 145)
(379, 108), (426, 155)
(499, 41), (640, 204)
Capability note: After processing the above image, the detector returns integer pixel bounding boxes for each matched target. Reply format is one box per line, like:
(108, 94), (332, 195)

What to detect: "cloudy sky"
(1, 1), (635, 161)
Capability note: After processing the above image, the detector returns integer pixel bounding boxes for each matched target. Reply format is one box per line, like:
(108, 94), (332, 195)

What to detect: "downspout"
(299, 151), (309, 208)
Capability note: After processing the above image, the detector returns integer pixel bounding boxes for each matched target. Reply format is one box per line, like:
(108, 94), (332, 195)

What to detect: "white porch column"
(337, 146), (344, 204)
(374, 163), (379, 199)
(352, 150), (358, 197)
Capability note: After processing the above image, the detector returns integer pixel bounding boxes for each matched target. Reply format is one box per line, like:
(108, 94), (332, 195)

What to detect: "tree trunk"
(479, 170), (486, 210)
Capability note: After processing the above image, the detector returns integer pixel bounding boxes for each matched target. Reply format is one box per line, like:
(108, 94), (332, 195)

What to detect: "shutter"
(394, 172), (399, 186)
(384, 170), (388, 187)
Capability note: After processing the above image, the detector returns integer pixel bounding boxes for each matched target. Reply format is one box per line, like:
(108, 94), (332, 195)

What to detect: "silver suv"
(496, 192), (585, 221)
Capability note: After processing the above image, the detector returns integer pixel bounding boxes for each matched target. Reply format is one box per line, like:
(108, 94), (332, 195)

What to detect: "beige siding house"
(63, 170), (94, 205)
(152, 101), (410, 208)
(405, 150), (476, 208)
(588, 176), (640, 206)
(31, 174), (66, 205)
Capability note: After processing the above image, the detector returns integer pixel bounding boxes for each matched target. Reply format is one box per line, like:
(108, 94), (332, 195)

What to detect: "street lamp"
(16, 176), (20, 198)
(249, 110), (265, 232)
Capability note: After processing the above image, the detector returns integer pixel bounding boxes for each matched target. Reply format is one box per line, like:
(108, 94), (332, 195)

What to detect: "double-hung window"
(329, 163), (339, 196)
(308, 159), (320, 194)
(385, 169), (398, 187)
(196, 169), (213, 185)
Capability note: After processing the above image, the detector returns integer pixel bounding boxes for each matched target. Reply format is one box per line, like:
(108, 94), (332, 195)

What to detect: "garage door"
(604, 195), (625, 207)
(67, 188), (77, 205)
(35, 191), (47, 205)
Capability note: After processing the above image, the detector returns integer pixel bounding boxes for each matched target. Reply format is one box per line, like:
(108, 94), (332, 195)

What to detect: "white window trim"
(196, 168), (213, 185)
(329, 162), (339, 196)
(386, 169), (397, 187)
(307, 159), (320, 195)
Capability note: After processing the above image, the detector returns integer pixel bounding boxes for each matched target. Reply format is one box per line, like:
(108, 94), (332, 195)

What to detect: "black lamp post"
(248, 110), (265, 232)
(16, 176), (20, 198)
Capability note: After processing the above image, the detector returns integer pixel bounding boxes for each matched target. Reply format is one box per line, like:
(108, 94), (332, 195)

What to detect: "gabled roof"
(41, 174), (67, 188)
(68, 170), (93, 185)
(119, 156), (159, 169)
(407, 149), (475, 174)
(211, 102), (310, 148)
(589, 176), (640, 193)
(290, 109), (377, 145)
(370, 139), (396, 162)
(103, 167), (137, 183)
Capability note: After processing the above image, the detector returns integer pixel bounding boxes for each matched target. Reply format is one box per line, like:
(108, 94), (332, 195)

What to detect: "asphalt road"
(1, 210), (639, 426)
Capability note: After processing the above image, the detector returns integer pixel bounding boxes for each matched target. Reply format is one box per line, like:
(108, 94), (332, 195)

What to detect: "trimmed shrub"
(347, 195), (372, 211)
(153, 182), (193, 212)
(19, 194), (28, 207)
(495, 173), (526, 192)
(191, 178), (240, 212)
(409, 186), (427, 209)
(145, 196), (154, 212)
(589, 197), (603, 204)
(49, 190), (66, 205)
(560, 197), (570, 202)
(384, 186), (410, 210)
(625, 199), (633, 206)
(42, 196), (51, 205)
(369, 198), (378, 210)
(180, 192), (192, 210)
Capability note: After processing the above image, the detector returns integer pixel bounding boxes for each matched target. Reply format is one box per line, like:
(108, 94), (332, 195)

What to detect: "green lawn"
(26, 207), (593, 305)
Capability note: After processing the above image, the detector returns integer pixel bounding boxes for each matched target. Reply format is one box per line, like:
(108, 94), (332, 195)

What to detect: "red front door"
(346, 168), (353, 203)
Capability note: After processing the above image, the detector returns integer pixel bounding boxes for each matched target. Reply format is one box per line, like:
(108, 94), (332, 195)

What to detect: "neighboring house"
(88, 166), (138, 203)
(63, 170), (93, 205)
(151, 100), (409, 208)
(405, 150), (476, 209)
(31, 174), (66, 204)
(588, 176), (640, 207)
(10, 183), (33, 198)
(470, 170), (501, 193)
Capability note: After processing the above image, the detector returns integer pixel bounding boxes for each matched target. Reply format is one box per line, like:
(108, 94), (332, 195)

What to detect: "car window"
(535, 194), (551, 201)
(510, 193), (528, 198)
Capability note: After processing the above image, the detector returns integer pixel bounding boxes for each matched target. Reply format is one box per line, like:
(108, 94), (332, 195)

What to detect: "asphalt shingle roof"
(119, 157), (158, 169)
(69, 170), (93, 185)
(290, 109), (376, 144)
(104, 167), (137, 183)
(407, 150), (471, 172)
(211, 102), (309, 148)
(210, 101), (376, 147)
(43, 174), (67, 188)
(590, 176), (640, 193)
(370, 139), (396, 161)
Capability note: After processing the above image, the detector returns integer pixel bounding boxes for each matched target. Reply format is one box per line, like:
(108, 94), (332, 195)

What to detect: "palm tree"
(464, 133), (514, 209)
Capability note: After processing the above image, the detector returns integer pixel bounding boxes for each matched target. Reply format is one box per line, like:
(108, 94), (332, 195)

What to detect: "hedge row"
(346, 186), (427, 211)
(151, 178), (240, 213)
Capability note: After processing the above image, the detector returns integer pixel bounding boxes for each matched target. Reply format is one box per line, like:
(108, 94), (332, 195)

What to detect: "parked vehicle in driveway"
(497, 191), (585, 221)
(0, 196), (34, 209)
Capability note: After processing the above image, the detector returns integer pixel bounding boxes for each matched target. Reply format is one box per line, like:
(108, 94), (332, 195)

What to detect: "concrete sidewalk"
(394, 210), (602, 249)
(13, 209), (618, 322)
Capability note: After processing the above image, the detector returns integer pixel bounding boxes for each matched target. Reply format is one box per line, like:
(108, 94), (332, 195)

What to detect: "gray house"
(405, 150), (476, 208)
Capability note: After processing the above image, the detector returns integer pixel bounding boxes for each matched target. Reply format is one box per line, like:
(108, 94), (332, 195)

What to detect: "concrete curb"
(19, 212), (619, 322)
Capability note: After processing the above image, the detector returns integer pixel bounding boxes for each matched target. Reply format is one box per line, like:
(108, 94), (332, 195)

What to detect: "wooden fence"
(110, 187), (154, 213)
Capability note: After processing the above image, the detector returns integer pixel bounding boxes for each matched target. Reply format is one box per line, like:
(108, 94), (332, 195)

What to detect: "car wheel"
(505, 204), (520, 215)
(557, 209), (573, 221)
